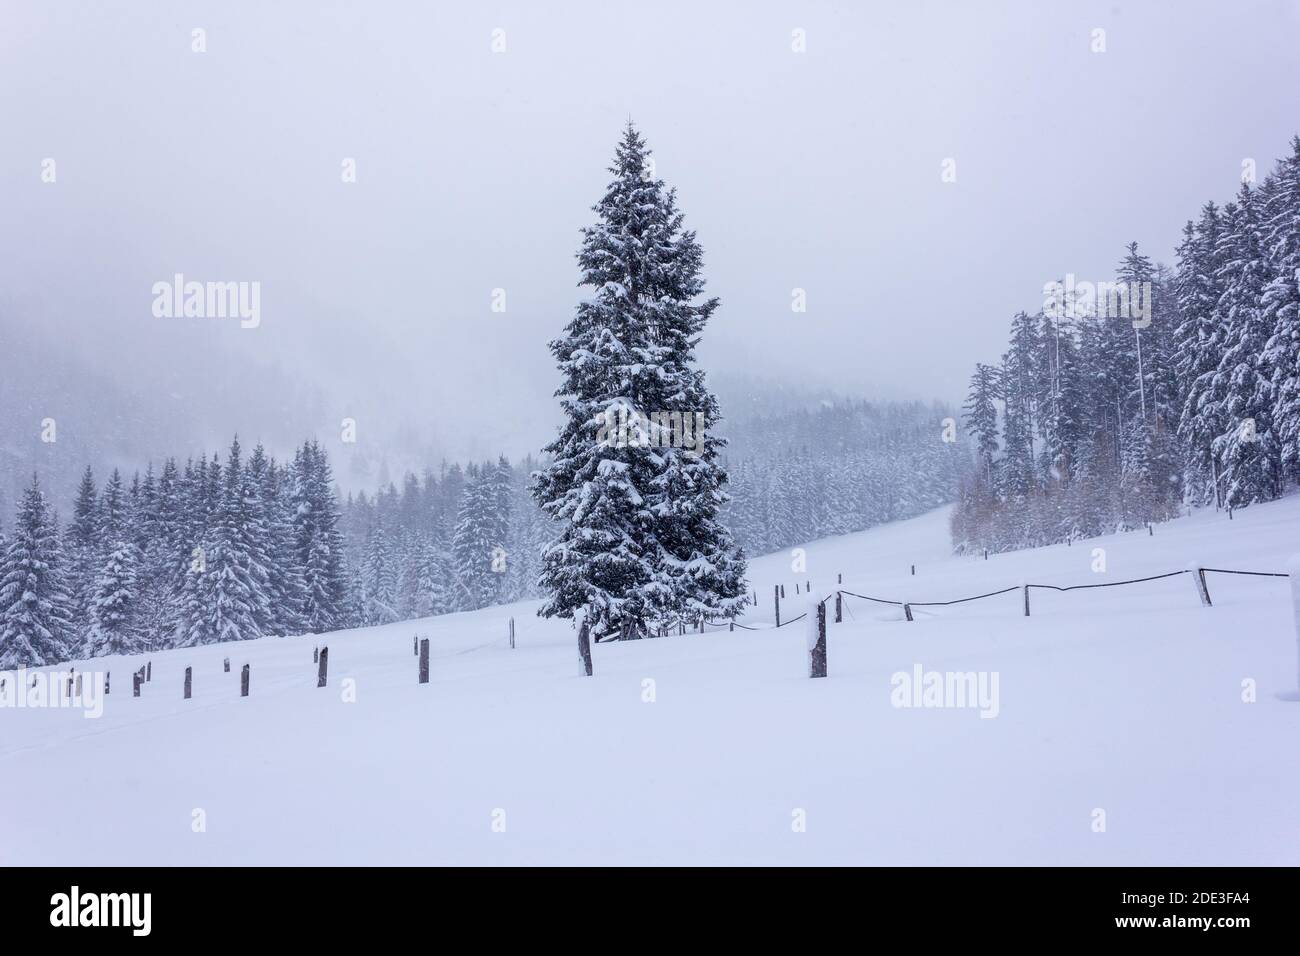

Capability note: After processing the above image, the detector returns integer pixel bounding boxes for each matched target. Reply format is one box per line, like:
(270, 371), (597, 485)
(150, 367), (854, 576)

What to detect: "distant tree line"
(722, 400), (970, 556)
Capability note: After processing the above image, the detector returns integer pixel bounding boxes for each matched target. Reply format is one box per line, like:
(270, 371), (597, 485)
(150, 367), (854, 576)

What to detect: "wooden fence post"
(780, 584), (785, 599)
(835, 590), (842, 623)
(105, 671), (110, 695)
(911, 565), (915, 576)
(729, 621), (734, 632)
(1191, 566), (1212, 607)
(133, 671), (142, 697)
(509, 617), (515, 649)
(184, 666), (192, 699)
(807, 599), (827, 678)
(577, 618), (593, 677)
(313, 647), (319, 664)
(903, 603), (914, 622)
(146, 661), (152, 682)
(419, 638), (430, 684)
(795, 582), (800, 594)
(413, 635), (418, 657)
(223, 657), (230, 673)
(317, 647), (329, 688)
(1023, 582), (1031, 617)
(240, 664), (250, 697)
(774, 584), (781, 628)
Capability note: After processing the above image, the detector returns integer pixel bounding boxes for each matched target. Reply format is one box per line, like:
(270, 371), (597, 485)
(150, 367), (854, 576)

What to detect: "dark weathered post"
(837, 573), (842, 584)
(795, 582), (800, 595)
(807, 600), (827, 678)
(1192, 566), (1213, 607)
(835, 590), (842, 623)
(780, 584), (785, 599)
(577, 619), (593, 677)
(317, 647), (329, 687)
(413, 635), (418, 657)
(729, 621), (734, 632)
(240, 664), (250, 697)
(983, 549), (988, 561)
(67, 674), (74, 698)
(223, 657), (230, 673)
(509, 617), (515, 649)
(806, 580), (811, 591)
(419, 638), (430, 683)
(903, 603), (914, 622)
(911, 564), (915, 576)
(1023, 583), (1031, 617)
(133, 672), (142, 697)
(105, 671), (110, 694)
(184, 666), (192, 699)
(313, 647), (319, 664)
(146, 661), (152, 682)
(1148, 523), (1153, 536)
(774, 584), (781, 628)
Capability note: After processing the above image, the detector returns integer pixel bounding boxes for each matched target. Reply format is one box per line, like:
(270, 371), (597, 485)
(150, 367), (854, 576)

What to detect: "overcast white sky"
(3, 0), (1299, 467)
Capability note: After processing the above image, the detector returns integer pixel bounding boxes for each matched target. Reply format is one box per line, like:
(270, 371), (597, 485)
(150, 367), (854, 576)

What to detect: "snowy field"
(3, 498), (1299, 865)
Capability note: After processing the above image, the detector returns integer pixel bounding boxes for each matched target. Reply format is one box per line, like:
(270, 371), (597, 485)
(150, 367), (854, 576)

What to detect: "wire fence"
(732, 565), (1291, 630)
(605, 566), (1291, 638)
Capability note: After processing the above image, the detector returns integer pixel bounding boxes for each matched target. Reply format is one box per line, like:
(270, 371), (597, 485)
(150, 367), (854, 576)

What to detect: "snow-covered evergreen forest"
(0, 398), (967, 667)
(953, 136), (1300, 553)
(722, 400), (968, 554)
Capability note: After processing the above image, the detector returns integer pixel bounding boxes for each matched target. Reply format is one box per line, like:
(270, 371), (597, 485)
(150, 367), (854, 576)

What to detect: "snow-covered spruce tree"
(451, 461), (509, 611)
(0, 475), (75, 667)
(180, 438), (269, 646)
(99, 468), (127, 542)
(962, 363), (1000, 486)
(1209, 184), (1282, 508)
(362, 524), (399, 624)
(85, 539), (141, 657)
(1173, 204), (1228, 504)
(250, 446), (305, 636)
(67, 465), (101, 639)
(1262, 137), (1300, 484)
(415, 540), (453, 617)
(292, 440), (348, 633)
(532, 123), (746, 639)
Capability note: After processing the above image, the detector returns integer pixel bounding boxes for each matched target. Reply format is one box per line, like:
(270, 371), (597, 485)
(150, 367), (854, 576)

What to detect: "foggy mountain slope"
(0, 318), (326, 517)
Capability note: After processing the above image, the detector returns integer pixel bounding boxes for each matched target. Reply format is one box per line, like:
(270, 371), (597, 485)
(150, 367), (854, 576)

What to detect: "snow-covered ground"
(4, 498), (1299, 865)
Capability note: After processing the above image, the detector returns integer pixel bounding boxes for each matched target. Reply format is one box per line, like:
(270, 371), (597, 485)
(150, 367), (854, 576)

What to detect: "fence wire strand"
(636, 564), (1288, 638)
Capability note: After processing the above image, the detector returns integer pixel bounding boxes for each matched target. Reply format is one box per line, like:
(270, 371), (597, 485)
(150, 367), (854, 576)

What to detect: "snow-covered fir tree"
(0, 476), (75, 667)
(532, 123), (747, 639)
(1262, 137), (1300, 483)
(85, 538), (141, 657)
(1209, 184), (1281, 507)
(292, 440), (348, 633)
(180, 437), (269, 646)
(451, 460), (511, 611)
